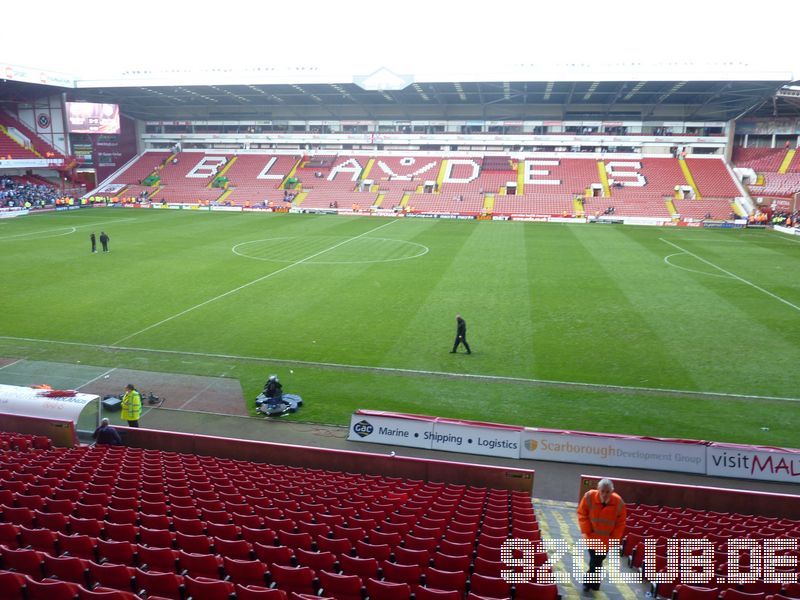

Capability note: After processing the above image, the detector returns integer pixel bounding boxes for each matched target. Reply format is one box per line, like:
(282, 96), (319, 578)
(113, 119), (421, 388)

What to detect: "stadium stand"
(0, 430), (541, 600)
(0, 113), (64, 161)
(95, 152), (749, 220)
(732, 148), (788, 173)
(0, 133), (39, 160)
(105, 151), (171, 189)
(624, 502), (800, 599)
(222, 154), (300, 206)
(685, 158), (742, 198)
(673, 198), (737, 220)
(149, 152), (231, 204)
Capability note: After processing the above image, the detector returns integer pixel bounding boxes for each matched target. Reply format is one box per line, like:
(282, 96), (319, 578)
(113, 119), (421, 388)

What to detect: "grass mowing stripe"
(112, 218), (400, 346)
(660, 238), (800, 312)
(2, 334), (799, 404)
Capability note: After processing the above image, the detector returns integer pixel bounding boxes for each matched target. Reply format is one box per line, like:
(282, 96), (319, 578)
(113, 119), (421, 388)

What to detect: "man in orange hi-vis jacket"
(577, 478), (627, 591)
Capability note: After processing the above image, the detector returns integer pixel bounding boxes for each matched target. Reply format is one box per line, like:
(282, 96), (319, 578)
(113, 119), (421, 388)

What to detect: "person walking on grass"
(450, 314), (471, 354)
(90, 232), (97, 253)
(99, 231), (110, 252)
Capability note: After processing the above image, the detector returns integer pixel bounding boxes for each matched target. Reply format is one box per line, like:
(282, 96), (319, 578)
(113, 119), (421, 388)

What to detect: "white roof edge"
(4, 61), (795, 90)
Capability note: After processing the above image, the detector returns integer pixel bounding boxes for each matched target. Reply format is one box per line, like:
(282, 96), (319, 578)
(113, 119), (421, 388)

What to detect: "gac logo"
(353, 420), (373, 438)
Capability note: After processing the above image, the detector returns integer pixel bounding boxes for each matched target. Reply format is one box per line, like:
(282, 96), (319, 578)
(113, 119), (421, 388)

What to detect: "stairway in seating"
(665, 198), (678, 217)
(482, 194), (494, 214)
(361, 158), (375, 180)
(678, 158), (702, 199)
(435, 160), (448, 192)
(779, 149), (796, 174)
(596, 161), (610, 197)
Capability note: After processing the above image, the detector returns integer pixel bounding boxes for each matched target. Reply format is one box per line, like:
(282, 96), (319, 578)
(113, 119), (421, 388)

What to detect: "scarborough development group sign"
(348, 410), (800, 484)
(519, 429), (707, 474)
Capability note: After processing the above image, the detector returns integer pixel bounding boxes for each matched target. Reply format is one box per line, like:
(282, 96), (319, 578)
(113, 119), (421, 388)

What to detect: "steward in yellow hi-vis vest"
(121, 384), (142, 427)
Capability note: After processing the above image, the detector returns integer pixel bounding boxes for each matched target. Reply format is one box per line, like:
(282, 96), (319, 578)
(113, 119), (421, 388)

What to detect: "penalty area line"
(2, 334), (800, 405)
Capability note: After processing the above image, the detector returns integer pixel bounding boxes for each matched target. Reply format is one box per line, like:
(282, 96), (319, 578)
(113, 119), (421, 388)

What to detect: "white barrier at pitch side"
(348, 410), (800, 483)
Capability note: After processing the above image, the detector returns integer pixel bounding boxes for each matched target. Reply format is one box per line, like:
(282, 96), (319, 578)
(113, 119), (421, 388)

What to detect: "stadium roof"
(1, 61), (798, 122)
(0, 63), (800, 121)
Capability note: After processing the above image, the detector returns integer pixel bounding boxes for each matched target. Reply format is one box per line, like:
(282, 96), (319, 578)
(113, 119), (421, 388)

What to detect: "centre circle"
(232, 236), (429, 264)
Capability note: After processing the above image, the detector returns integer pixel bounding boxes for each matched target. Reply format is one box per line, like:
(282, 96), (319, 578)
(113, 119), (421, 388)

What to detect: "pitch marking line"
(2, 334), (799, 404)
(663, 253), (731, 279)
(0, 218), (141, 242)
(75, 368), (117, 391)
(112, 219), (401, 346)
(232, 236), (429, 265)
(660, 238), (800, 313)
(0, 359), (24, 370)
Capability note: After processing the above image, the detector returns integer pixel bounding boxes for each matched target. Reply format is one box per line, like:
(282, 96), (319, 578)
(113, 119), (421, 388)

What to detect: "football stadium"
(1, 4), (799, 600)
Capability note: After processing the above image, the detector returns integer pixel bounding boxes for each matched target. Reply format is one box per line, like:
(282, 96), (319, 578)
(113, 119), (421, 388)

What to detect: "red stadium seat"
(78, 588), (138, 600)
(338, 554), (380, 579)
(468, 573), (512, 599)
(254, 543), (294, 566)
(1, 545), (45, 578)
(137, 545), (179, 573)
(293, 548), (336, 572)
(318, 570), (364, 600)
(0, 570), (27, 600)
(178, 550), (224, 579)
(43, 553), (91, 584)
(355, 540), (391, 562)
(175, 532), (213, 554)
(381, 561), (422, 591)
(184, 576), (235, 600)
(222, 557), (269, 587)
(135, 569), (185, 600)
(234, 585), (287, 600)
(87, 560), (137, 591)
(672, 585), (721, 600)
(24, 576), (81, 600)
(392, 546), (430, 567)
(365, 578), (411, 600)
(416, 589), (462, 600)
(424, 567), (467, 595)
(514, 582), (560, 600)
(269, 564), (317, 596)
(96, 539), (136, 565)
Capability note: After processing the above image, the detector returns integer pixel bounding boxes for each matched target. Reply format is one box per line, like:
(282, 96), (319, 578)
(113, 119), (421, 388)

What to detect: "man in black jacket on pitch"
(450, 314), (471, 354)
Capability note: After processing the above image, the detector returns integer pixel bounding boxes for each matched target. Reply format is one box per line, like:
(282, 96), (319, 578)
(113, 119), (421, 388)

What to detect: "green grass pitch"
(1, 208), (798, 446)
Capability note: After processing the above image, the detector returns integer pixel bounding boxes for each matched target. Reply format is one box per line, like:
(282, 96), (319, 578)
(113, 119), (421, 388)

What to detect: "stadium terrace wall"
(0, 413), (77, 447)
(117, 425), (534, 493)
(579, 474), (800, 519)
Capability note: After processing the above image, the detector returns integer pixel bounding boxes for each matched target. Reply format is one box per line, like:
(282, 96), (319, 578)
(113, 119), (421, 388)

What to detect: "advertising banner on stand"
(706, 442), (800, 483)
(520, 429), (706, 473)
(347, 411), (433, 449)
